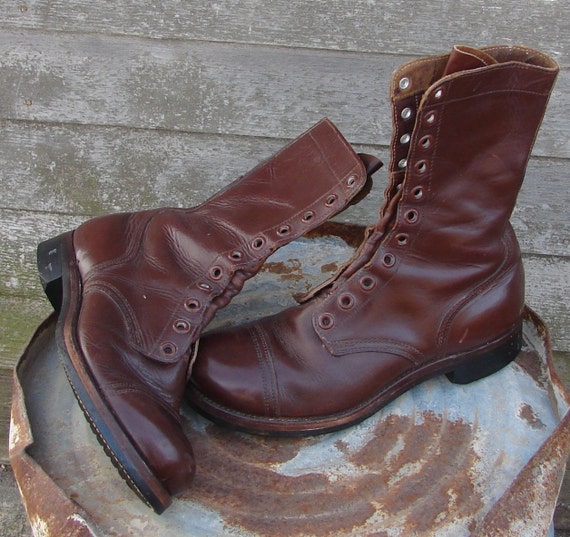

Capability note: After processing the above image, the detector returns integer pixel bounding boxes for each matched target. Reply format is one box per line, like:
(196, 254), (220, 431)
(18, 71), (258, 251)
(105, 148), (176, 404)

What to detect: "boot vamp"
(191, 302), (414, 419)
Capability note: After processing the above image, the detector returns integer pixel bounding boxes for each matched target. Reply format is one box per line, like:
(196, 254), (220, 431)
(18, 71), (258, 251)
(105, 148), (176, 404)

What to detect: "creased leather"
(59, 118), (378, 497)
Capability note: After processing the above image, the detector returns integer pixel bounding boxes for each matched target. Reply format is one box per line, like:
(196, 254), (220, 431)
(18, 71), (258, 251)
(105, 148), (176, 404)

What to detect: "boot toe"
(108, 391), (196, 496)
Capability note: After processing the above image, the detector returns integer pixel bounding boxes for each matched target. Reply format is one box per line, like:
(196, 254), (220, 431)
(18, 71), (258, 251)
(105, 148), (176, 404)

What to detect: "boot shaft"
(387, 45), (558, 262)
(312, 46), (558, 357)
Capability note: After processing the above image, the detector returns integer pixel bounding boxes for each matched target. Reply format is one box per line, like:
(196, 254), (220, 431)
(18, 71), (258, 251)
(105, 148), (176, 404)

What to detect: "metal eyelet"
(400, 133), (411, 145)
(398, 158), (407, 169)
(251, 237), (265, 250)
(401, 107), (413, 120)
(325, 194), (338, 207)
(184, 298), (201, 311)
(415, 160), (428, 174)
(338, 293), (355, 310)
(173, 320), (190, 334)
(347, 175), (357, 187)
(412, 186), (424, 199)
(424, 111), (437, 125)
(302, 210), (315, 223)
(229, 250), (243, 261)
(359, 275), (376, 291)
(209, 265), (223, 280)
(396, 233), (409, 246)
(382, 253), (396, 267)
(161, 342), (177, 356)
(419, 135), (433, 149)
(434, 87), (444, 100)
(277, 225), (291, 236)
(199, 282), (212, 291)
(405, 209), (419, 223)
(318, 313), (334, 329)
(399, 77), (411, 90)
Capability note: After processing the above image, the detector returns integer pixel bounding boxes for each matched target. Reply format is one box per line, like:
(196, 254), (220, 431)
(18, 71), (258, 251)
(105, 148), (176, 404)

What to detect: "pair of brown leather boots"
(37, 45), (559, 513)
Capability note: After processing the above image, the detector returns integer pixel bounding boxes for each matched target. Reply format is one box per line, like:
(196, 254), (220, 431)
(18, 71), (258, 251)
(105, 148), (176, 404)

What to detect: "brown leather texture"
(188, 46), (559, 436)
(41, 118), (376, 511)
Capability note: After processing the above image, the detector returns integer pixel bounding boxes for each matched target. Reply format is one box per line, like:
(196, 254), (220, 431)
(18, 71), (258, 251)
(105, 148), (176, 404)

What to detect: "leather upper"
(189, 46), (559, 428)
(69, 118), (376, 492)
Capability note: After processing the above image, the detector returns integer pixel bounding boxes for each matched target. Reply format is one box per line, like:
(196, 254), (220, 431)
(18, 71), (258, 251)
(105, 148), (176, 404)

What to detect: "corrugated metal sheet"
(10, 224), (570, 536)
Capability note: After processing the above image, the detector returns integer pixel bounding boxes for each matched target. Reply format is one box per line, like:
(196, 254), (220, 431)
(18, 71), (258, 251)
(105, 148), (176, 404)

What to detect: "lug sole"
(37, 232), (172, 514)
(188, 325), (522, 437)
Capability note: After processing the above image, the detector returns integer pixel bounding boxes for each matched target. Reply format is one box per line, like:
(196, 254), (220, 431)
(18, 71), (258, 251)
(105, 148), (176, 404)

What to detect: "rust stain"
(182, 411), (484, 536)
(321, 262), (338, 274)
(305, 221), (366, 249)
(518, 403), (546, 429)
(349, 411), (484, 534)
(261, 259), (304, 282)
(184, 423), (376, 536)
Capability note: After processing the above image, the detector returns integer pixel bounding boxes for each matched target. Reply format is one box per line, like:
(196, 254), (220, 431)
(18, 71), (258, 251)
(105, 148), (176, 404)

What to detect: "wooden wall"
(0, 1), (568, 463)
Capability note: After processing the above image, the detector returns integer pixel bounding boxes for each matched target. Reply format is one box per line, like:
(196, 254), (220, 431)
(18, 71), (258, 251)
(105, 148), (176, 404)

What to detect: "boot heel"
(36, 233), (69, 312)
(445, 327), (523, 385)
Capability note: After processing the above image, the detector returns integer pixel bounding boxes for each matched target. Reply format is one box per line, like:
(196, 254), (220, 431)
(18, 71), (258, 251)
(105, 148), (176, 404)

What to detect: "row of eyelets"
(398, 77), (414, 170)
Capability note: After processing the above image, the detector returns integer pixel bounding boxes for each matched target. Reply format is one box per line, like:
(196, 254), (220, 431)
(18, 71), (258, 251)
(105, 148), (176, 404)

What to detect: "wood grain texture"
(0, 0), (568, 66)
(0, 30), (567, 158)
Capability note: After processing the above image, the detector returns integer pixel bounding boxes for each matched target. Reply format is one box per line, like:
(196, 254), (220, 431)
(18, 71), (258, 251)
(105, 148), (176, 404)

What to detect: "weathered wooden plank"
(0, 0), (567, 67)
(0, 367), (15, 464)
(0, 30), (567, 158)
(0, 297), (52, 371)
(1, 121), (567, 256)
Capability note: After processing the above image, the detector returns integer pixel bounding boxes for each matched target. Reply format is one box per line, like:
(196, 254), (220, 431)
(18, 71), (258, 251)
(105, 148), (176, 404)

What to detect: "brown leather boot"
(187, 45), (559, 436)
(36, 118), (381, 512)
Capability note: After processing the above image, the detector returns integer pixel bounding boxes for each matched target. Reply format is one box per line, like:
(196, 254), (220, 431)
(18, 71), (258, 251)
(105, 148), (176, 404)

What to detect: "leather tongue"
(443, 45), (498, 76)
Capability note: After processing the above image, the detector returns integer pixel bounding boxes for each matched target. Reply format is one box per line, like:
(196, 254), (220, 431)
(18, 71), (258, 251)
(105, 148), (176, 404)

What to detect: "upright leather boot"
(188, 45), (559, 436)
(36, 118), (381, 512)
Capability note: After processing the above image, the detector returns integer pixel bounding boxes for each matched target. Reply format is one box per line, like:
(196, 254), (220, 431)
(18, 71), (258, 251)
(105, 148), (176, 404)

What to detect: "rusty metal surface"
(10, 224), (570, 536)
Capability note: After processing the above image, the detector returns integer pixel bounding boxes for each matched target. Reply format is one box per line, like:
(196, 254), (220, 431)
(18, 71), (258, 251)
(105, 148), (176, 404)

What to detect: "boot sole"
(37, 232), (172, 513)
(188, 325), (522, 437)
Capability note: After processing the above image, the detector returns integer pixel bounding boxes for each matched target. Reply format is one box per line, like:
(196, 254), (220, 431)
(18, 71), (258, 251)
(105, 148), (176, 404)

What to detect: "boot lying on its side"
(36, 118), (381, 512)
(187, 45), (559, 436)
